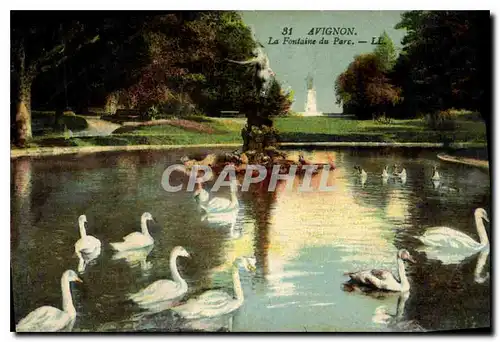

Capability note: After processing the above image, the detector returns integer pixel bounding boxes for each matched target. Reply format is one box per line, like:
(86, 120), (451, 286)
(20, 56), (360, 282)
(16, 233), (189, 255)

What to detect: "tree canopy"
(335, 11), (490, 122)
(11, 11), (292, 146)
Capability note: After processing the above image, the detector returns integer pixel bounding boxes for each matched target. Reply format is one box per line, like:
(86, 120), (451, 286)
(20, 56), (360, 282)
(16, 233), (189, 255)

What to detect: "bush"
(241, 124), (278, 152)
(424, 109), (457, 130)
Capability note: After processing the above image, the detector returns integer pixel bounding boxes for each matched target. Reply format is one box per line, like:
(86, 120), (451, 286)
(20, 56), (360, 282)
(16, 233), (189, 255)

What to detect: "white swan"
(431, 166), (440, 181)
(171, 257), (255, 320)
(129, 246), (190, 312)
(416, 208), (489, 264)
(199, 179), (239, 223)
(344, 249), (416, 292)
(110, 212), (155, 252)
(74, 215), (101, 273)
(194, 182), (210, 205)
(393, 166), (407, 182)
(354, 166), (367, 186)
(16, 270), (82, 332)
(382, 166), (389, 179)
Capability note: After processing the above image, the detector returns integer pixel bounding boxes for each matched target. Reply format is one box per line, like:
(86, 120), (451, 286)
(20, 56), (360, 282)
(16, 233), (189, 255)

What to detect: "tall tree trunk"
(15, 75), (33, 146)
(13, 41), (34, 147)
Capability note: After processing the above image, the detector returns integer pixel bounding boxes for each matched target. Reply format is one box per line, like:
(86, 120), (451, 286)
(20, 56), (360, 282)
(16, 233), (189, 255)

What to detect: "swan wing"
(172, 290), (235, 319)
(416, 245), (478, 265)
(419, 227), (481, 249)
(347, 269), (398, 290)
(110, 232), (153, 251)
(16, 306), (72, 332)
(75, 236), (101, 254)
(206, 198), (233, 212)
(129, 280), (185, 304)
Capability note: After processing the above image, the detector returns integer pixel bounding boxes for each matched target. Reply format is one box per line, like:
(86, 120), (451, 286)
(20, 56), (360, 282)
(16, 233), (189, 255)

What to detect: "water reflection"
(11, 148), (490, 332)
(112, 245), (154, 272)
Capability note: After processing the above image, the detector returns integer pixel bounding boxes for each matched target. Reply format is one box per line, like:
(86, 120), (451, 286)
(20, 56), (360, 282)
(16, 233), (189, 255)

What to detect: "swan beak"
(152, 217), (157, 223)
(247, 264), (257, 273)
(75, 277), (83, 283)
(407, 255), (417, 264)
(484, 216), (490, 223)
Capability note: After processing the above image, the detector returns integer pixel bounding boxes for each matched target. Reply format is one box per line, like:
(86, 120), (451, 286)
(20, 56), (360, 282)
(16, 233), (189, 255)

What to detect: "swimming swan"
(16, 270), (82, 332)
(416, 208), (489, 264)
(129, 246), (190, 312)
(199, 179), (239, 223)
(431, 166), (440, 181)
(194, 182), (210, 205)
(74, 215), (101, 273)
(393, 165), (407, 183)
(344, 249), (416, 292)
(382, 166), (389, 179)
(171, 257), (255, 320)
(110, 212), (156, 252)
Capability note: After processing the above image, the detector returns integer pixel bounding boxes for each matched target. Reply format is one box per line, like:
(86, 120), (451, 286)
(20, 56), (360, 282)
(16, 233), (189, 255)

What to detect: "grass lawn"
(25, 111), (487, 148)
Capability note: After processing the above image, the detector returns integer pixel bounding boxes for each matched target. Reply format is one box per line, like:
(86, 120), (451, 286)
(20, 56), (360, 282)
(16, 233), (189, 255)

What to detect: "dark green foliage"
(393, 11), (490, 122)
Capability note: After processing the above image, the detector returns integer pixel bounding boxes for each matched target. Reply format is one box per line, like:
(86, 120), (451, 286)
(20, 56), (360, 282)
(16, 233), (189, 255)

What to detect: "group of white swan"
(355, 164), (407, 186)
(16, 207), (254, 332)
(345, 206), (490, 293)
(16, 163), (489, 331)
(346, 165), (489, 292)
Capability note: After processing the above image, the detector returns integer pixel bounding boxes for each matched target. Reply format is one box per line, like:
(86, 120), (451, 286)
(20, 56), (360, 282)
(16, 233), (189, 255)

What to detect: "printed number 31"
(282, 27), (293, 35)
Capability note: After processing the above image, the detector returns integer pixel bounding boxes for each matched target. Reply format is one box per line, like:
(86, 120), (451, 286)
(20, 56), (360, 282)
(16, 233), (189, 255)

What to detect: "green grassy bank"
(17, 111), (487, 149)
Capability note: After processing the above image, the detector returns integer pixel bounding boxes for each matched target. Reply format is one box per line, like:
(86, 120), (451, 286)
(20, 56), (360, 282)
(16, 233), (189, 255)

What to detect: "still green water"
(11, 148), (490, 332)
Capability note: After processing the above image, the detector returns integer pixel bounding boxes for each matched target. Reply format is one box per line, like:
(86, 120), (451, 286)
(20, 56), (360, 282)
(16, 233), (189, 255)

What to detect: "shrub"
(424, 109), (457, 130)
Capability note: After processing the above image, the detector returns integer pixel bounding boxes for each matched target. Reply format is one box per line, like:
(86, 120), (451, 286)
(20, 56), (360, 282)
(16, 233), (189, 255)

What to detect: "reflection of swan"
(74, 215), (101, 273)
(344, 249), (416, 292)
(16, 270), (82, 332)
(393, 165), (407, 183)
(110, 212), (155, 251)
(416, 208), (489, 264)
(112, 245), (154, 271)
(171, 257), (255, 319)
(474, 247), (490, 284)
(200, 179), (239, 223)
(129, 246), (190, 311)
(372, 292), (425, 331)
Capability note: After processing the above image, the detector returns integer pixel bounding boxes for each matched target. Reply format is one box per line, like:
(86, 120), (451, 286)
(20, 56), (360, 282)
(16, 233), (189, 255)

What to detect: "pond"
(11, 147), (491, 332)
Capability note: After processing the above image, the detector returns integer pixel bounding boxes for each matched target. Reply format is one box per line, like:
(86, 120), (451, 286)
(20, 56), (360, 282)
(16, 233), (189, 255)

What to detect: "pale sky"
(241, 11), (407, 113)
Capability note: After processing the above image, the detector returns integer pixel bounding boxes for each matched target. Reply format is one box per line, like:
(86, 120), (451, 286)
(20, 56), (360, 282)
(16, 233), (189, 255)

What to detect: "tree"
(11, 12), (101, 145)
(393, 11), (490, 121)
(335, 53), (401, 119)
(373, 31), (398, 72)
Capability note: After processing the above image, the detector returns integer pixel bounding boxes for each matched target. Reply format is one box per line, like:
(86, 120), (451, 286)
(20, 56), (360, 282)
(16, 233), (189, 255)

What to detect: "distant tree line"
(11, 11), (292, 146)
(335, 11), (490, 123)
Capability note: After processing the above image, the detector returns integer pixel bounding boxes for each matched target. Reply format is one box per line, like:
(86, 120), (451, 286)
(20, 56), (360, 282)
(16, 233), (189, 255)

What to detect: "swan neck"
(170, 251), (186, 287)
(397, 257), (410, 291)
(79, 222), (87, 238)
(232, 265), (244, 303)
(141, 217), (151, 236)
(61, 275), (76, 317)
(475, 215), (489, 245)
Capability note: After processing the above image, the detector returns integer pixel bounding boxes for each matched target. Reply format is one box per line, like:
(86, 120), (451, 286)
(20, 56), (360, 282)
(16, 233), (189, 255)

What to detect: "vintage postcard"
(11, 10), (491, 332)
